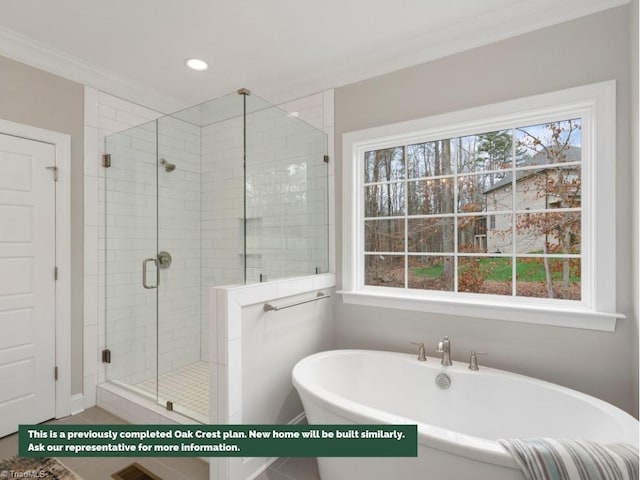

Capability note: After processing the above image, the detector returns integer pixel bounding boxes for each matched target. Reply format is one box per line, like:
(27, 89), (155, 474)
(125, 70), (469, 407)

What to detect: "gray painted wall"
(0, 55), (84, 395)
(334, 6), (638, 416)
(631, 0), (639, 419)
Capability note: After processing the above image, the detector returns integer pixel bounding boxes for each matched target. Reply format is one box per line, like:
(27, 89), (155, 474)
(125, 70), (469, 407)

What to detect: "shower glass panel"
(104, 120), (158, 401)
(245, 95), (329, 281)
(103, 90), (328, 423)
(155, 94), (246, 421)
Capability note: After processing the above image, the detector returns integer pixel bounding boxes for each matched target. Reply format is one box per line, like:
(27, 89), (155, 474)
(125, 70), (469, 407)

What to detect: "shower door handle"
(142, 257), (159, 289)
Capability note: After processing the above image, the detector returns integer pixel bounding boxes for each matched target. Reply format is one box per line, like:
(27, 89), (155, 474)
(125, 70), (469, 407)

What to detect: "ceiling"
(0, 0), (628, 112)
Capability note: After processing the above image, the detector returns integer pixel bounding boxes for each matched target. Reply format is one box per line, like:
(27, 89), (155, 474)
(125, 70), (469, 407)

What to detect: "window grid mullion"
(453, 140), (459, 293)
(403, 146), (408, 289)
(511, 127), (517, 297)
(364, 206), (581, 222)
(363, 160), (581, 187)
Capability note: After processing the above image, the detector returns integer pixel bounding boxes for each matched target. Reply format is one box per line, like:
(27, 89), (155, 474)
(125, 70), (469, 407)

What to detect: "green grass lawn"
(412, 257), (580, 282)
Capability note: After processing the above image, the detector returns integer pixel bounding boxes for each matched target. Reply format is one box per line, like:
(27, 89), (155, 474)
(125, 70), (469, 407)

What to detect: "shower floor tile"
(135, 362), (209, 420)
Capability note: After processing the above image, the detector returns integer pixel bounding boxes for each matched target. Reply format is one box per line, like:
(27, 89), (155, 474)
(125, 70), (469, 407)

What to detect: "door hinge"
(101, 349), (111, 364)
(323, 155), (329, 163)
(46, 166), (59, 181)
(102, 154), (111, 168)
(54, 366), (58, 381)
(54, 267), (58, 281)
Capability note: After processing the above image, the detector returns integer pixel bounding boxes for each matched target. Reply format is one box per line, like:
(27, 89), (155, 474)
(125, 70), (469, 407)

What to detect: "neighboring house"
(482, 146), (581, 254)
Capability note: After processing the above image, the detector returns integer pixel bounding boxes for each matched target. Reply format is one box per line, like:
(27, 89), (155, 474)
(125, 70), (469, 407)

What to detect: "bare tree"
(440, 139), (454, 290)
(515, 120), (581, 299)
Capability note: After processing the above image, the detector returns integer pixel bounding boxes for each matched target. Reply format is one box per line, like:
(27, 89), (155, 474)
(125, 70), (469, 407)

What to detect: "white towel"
(498, 438), (639, 480)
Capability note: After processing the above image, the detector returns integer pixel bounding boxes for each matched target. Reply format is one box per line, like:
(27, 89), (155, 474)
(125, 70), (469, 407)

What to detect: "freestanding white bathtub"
(292, 349), (639, 480)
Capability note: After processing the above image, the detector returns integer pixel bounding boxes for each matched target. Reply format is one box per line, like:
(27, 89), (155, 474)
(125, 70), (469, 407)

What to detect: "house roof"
(483, 146), (581, 194)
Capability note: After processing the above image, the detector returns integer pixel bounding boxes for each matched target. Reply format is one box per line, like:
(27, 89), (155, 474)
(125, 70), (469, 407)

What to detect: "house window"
(341, 81), (619, 331)
(364, 119), (582, 299)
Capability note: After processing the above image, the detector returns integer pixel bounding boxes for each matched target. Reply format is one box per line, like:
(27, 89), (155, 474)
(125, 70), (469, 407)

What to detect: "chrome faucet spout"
(437, 336), (452, 366)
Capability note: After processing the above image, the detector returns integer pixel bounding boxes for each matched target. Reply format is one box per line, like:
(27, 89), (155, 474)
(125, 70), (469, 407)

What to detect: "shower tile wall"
(157, 117), (202, 376)
(200, 117), (243, 361)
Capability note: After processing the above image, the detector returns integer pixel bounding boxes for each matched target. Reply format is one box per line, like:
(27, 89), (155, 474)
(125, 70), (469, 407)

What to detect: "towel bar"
(263, 291), (330, 312)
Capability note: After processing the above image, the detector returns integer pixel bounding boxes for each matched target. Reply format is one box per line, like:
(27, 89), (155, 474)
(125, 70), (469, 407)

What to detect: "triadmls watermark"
(0, 470), (47, 479)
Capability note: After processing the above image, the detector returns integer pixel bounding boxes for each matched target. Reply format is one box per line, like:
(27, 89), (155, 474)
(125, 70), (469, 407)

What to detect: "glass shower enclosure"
(102, 90), (328, 422)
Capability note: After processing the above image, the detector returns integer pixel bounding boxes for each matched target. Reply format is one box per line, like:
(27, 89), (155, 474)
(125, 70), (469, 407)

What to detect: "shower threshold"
(99, 362), (209, 425)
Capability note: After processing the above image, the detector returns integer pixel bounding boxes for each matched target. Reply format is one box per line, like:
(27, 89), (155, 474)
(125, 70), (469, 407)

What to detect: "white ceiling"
(0, 0), (628, 112)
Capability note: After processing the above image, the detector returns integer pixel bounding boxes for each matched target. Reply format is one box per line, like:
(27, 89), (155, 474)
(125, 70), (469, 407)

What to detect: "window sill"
(339, 288), (622, 332)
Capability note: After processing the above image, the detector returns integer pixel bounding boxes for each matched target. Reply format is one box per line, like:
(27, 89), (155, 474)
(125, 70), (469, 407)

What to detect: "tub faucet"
(437, 336), (452, 366)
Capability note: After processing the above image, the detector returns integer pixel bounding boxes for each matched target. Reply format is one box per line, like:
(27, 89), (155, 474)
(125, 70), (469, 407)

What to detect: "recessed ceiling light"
(186, 58), (208, 71)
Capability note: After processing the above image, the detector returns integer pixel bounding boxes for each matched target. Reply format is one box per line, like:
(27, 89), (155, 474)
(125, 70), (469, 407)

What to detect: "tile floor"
(135, 362), (209, 420)
(0, 407), (320, 480)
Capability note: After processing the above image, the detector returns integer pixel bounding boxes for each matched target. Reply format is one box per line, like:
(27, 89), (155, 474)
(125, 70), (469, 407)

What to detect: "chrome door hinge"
(54, 267), (58, 281)
(46, 166), (59, 181)
(102, 154), (111, 168)
(54, 366), (58, 380)
(101, 349), (111, 364)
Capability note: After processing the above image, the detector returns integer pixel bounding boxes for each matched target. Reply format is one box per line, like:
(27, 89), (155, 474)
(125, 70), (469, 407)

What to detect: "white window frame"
(341, 81), (622, 331)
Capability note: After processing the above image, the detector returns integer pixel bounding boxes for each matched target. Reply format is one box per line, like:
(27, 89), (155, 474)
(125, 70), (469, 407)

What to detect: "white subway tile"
(84, 226), (99, 276)
(84, 87), (100, 128)
(323, 89), (335, 129)
(83, 275), (98, 326)
(98, 92), (134, 113)
(84, 126), (99, 177)
(83, 374), (97, 408)
(83, 324), (98, 376)
(99, 104), (117, 120)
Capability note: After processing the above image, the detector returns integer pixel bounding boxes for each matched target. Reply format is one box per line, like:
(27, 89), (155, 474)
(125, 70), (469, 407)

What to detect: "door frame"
(0, 118), (71, 420)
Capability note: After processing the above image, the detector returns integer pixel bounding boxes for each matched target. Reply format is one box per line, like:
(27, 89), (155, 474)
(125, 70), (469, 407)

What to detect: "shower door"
(154, 115), (207, 421)
(103, 120), (159, 400)
(104, 116), (207, 422)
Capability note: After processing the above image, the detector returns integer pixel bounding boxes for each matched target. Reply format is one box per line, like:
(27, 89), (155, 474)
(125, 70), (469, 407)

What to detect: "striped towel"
(499, 438), (639, 480)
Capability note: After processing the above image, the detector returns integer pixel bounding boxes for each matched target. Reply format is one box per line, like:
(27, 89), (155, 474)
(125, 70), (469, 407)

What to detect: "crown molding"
(266, 0), (630, 104)
(0, 25), (187, 114)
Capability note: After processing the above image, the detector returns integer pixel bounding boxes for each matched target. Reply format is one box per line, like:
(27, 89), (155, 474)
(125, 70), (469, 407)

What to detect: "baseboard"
(70, 393), (85, 415)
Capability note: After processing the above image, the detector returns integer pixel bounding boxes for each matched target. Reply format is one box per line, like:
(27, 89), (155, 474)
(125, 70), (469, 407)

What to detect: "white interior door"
(0, 133), (56, 438)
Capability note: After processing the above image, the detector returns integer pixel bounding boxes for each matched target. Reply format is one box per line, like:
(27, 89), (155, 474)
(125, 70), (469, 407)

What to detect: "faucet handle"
(468, 351), (487, 371)
(410, 342), (427, 362)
